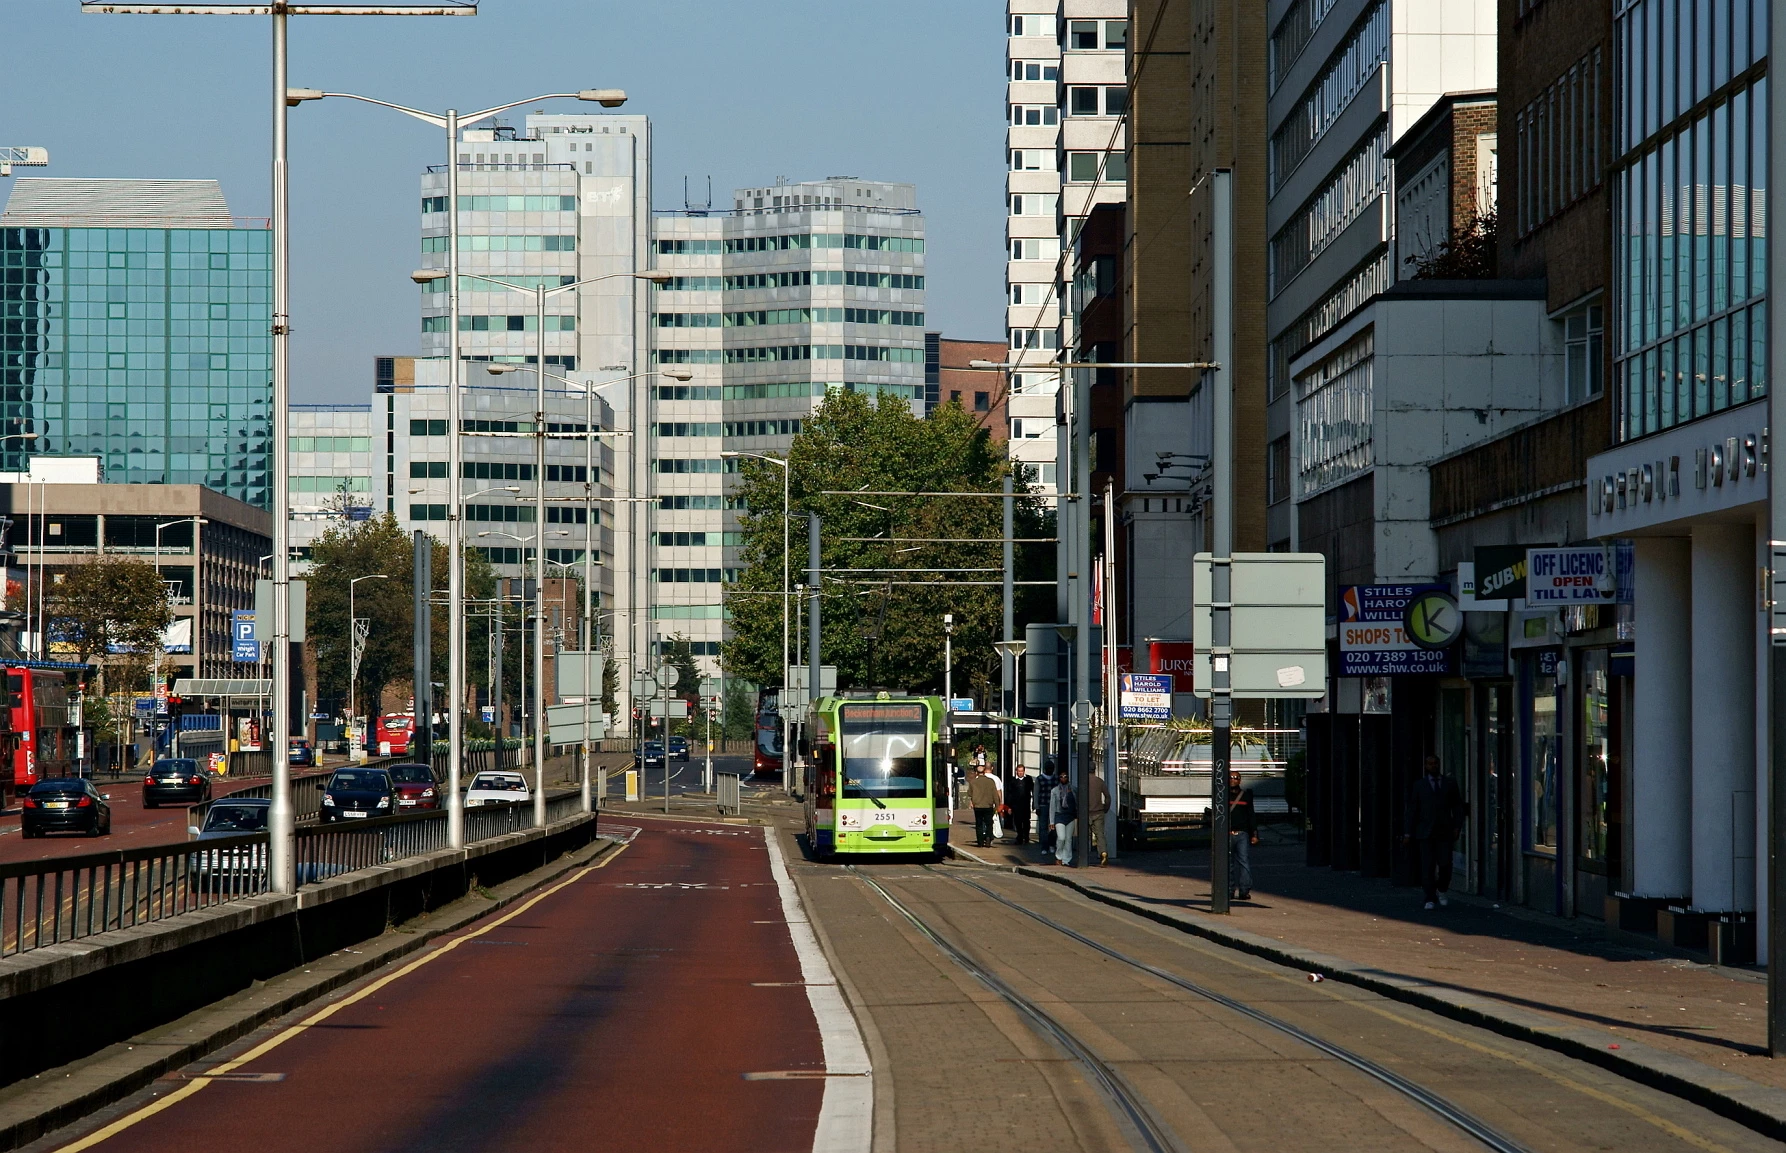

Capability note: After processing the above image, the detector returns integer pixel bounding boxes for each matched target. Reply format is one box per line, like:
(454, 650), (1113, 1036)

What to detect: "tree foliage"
(724, 390), (1051, 700)
(307, 514), (496, 719)
(46, 556), (172, 692)
(1407, 211), (1498, 280)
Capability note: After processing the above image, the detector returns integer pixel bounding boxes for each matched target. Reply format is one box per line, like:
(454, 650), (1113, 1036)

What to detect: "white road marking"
(765, 829), (873, 1153)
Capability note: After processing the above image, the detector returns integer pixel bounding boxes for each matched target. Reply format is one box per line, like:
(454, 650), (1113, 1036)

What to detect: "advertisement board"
(1338, 585), (1455, 675)
(1147, 641), (1195, 692)
(1119, 673), (1173, 720)
(1525, 546), (1617, 604)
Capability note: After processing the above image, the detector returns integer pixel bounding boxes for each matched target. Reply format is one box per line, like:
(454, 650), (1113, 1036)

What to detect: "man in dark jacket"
(1403, 754), (1468, 909)
(1006, 765), (1034, 845)
(1036, 758), (1056, 854)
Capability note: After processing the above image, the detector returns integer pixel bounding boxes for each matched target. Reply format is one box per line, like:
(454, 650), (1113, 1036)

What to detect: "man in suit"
(1006, 764), (1034, 845)
(1403, 754), (1468, 910)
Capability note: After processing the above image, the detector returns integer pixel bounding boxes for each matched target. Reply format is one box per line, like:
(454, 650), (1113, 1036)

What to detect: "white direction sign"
(1192, 553), (1327, 699)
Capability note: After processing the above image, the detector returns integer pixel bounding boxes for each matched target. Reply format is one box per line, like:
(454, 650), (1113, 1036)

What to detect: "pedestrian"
(968, 764), (1001, 848)
(1050, 770), (1077, 866)
(1227, 769), (1257, 900)
(1007, 764), (1034, 845)
(1037, 758), (1056, 855)
(988, 759), (1004, 841)
(1402, 753), (1467, 910)
(1087, 770), (1110, 865)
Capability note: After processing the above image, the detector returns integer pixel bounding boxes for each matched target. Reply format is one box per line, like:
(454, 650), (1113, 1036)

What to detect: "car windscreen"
(153, 760), (198, 775)
(390, 766), (434, 784)
(838, 703), (929, 799)
(29, 778), (86, 795)
(328, 771), (389, 791)
(204, 805), (269, 833)
(471, 775), (526, 791)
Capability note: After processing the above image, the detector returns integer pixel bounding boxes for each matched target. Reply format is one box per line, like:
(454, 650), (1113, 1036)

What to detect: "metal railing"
(1, 790), (583, 960)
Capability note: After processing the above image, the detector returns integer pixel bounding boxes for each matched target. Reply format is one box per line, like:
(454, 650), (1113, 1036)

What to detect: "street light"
(422, 270), (672, 827)
(721, 450), (791, 792)
(295, 84), (627, 851)
(348, 574), (389, 761)
(489, 364), (686, 814)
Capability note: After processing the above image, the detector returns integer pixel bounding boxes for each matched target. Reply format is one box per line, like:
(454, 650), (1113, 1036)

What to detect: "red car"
(388, 762), (440, 810)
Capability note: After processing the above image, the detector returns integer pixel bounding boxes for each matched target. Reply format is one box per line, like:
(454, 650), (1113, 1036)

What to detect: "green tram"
(803, 694), (950, 859)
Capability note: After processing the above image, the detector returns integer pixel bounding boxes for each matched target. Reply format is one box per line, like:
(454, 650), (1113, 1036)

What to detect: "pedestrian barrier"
(0, 790), (582, 960)
(717, 771), (741, 816)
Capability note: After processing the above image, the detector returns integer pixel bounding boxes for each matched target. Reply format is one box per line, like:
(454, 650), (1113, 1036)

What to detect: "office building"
(1007, 3), (1130, 493)
(288, 403), (375, 563)
(651, 178), (927, 672)
(0, 178), (272, 508)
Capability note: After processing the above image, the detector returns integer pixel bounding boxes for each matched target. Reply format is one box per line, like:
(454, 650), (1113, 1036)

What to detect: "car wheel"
(144, 800), (157, 810)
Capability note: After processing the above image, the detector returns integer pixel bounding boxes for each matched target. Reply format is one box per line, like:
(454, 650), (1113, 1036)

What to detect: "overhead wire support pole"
(532, 286), (547, 828)
(1210, 168), (1235, 914)
(1769, 4), (1786, 1054)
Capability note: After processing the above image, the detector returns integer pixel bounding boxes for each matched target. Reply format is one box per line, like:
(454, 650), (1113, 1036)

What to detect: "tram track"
(850, 861), (1537, 1153)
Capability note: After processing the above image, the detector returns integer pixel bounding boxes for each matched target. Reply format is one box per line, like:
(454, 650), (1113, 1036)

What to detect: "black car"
(143, 758), (211, 808)
(668, 736), (690, 762)
(319, 767), (396, 822)
(21, 777), (112, 838)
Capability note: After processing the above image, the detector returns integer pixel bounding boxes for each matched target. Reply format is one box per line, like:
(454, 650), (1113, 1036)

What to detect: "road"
(621, 753), (772, 802)
(28, 817), (844, 1153)
(0, 773), (286, 866)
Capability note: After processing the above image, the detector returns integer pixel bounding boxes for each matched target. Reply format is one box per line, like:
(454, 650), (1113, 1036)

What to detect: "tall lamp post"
(290, 83), (627, 851)
(720, 450), (791, 791)
(348, 573), (389, 760)
(422, 269), (671, 826)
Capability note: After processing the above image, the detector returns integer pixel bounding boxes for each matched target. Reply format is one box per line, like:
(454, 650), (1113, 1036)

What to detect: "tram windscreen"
(838, 703), (929, 799)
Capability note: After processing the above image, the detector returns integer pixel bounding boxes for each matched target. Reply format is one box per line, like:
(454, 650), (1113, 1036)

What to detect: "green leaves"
(723, 390), (1050, 700)
(48, 556), (172, 668)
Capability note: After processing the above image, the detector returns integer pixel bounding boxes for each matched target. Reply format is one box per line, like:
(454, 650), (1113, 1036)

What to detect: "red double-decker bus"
(3, 666), (74, 806)
(752, 689), (782, 778)
(374, 713), (414, 756)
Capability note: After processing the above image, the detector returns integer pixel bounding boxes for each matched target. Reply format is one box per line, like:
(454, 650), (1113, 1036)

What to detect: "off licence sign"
(1338, 585), (1454, 675)
(1525, 546), (1617, 603)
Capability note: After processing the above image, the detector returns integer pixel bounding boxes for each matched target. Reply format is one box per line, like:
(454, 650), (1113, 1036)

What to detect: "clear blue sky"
(1, 0), (1007, 402)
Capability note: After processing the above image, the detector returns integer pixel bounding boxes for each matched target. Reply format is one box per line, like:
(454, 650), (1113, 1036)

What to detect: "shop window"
(1578, 649), (1611, 867)
(1529, 667), (1559, 855)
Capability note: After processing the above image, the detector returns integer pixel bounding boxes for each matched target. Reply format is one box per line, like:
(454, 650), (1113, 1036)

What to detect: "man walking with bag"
(968, 763), (1001, 848)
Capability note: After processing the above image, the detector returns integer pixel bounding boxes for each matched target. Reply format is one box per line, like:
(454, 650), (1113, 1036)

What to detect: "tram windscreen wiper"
(867, 794), (887, 809)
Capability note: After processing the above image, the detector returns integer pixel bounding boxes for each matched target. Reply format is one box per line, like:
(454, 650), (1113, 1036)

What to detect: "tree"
(720, 677), (755, 741)
(724, 389), (1050, 698)
(658, 634), (703, 735)
(1407, 211), (1498, 280)
(45, 557), (172, 693)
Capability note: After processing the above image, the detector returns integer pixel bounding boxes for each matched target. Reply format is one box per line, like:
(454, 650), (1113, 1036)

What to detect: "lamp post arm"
(313, 91), (446, 127)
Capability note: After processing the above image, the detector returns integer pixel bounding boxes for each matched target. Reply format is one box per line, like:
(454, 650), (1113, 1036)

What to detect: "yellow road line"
(51, 841), (631, 1153)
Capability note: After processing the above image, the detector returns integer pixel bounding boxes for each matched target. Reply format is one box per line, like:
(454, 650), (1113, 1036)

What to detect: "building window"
(1268, 0), (1389, 193)
(1562, 302), (1604, 403)
(1069, 87), (1101, 116)
(1514, 48), (1603, 238)
(1266, 436), (1292, 505)
(1009, 149), (1045, 171)
(1270, 0), (1342, 92)
(1104, 20), (1127, 49)
(974, 391), (990, 412)
(1066, 151), (1127, 182)
(1069, 19), (1099, 49)
(1269, 128), (1388, 296)
(949, 390), (962, 404)
(1105, 86), (1128, 116)
(1008, 328), (1060, 350)
(1011, 60), (1059, 82)
(1010, 104), (1059, 127)
(1010, 237), (1061, 262)
(408, 461), (448, 479)
(1296, 329), (1374, 497)
(1008, 13), (1049, 36)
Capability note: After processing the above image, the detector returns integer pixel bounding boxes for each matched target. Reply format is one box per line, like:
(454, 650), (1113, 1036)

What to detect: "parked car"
(288, 737), (314, 767)
(388, 762), (440, 811)
(21, 777), (111, 838)
(637, 740), (666, 768)
(190, 798), (270, 888)
(143, 758), (211, 809)
(668, 736), (690, 762)
(465, 771), (530, 808)
(319, 767), (396, 821)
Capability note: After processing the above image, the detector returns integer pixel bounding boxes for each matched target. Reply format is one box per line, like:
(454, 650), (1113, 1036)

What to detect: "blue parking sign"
(232, 610), (259, 663)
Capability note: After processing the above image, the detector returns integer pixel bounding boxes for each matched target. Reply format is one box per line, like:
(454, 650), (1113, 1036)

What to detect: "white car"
(464, 771), (530, 808)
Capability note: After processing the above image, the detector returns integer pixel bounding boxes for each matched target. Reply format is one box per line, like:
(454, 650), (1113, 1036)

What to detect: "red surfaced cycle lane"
(51, 819), (827, 1153)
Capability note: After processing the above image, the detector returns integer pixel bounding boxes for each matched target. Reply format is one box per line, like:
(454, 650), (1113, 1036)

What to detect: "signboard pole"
(809, 512), (822, 790)
(1209, 168), (1234, 914)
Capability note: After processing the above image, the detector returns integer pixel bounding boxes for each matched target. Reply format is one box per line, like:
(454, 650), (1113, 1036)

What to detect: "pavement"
(954, 816), (1786, 1136)
(20, 813), (842, 1153)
